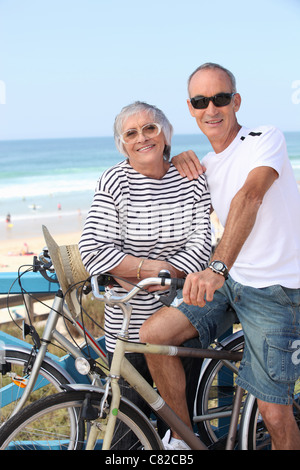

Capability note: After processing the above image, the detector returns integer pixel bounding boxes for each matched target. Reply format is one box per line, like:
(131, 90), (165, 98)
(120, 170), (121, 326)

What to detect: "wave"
(8, 208), (88, 222)
(0, 166), (106, 180)
(0, 173), (97, 200)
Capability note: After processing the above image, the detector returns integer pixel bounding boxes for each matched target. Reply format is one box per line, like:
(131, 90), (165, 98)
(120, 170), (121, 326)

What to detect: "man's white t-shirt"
(202, 125), (300, 288)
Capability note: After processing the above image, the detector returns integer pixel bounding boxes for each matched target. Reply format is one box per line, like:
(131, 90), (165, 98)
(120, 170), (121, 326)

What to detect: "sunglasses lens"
(122, 129), (138, 143)
(121, 123), (160, 143)
(142, 123), (160, 139)
(190, 97), (208, 109)
(213, 93), (232, 107)
(190, 93), (234, 109)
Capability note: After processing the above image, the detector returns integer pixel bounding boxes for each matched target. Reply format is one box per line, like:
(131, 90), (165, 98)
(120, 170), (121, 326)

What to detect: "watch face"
(214, 262), (223, 270)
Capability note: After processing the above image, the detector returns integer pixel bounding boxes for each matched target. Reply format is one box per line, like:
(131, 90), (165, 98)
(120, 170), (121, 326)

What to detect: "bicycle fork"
(84, 376), (118, 450)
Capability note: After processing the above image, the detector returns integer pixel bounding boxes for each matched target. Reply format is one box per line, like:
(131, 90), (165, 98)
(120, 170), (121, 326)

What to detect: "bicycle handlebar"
(33, 246), (184, 307)
(91, 272), (185, 307)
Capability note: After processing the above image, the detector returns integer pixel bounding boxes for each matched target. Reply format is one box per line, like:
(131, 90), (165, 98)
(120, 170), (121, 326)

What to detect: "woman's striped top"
(79, 161), (211, 352)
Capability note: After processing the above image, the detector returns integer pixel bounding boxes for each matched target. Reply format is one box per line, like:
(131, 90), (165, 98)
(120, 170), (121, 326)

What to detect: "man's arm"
(212, 165), (278, 270)
(182, 166), (279, 307)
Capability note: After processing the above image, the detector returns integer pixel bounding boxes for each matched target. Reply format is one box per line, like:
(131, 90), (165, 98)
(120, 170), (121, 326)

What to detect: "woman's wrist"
(136, 259), (145, 280)
(138, 259), (172, 279)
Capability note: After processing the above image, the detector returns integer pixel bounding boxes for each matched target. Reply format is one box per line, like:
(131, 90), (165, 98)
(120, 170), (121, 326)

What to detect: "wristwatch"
(208, 260), (229, 280)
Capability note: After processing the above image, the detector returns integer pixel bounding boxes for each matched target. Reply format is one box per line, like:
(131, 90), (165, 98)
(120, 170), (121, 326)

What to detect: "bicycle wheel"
(239, 379), (300, 450)
(0, 348), (71, 425)
(194, 330), (245, 448)
(0, 390), (163, 450)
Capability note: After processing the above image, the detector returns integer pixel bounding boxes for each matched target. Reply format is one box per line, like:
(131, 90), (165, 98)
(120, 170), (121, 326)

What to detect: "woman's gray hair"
(114, 101), (173, 160)
(187, 63), (237, 94)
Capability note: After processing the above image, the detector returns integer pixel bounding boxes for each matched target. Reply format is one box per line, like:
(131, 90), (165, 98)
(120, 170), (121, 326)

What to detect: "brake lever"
(159, 284), (182, 307)
(32, 255), (58, 283)
(156, 270), (185, 307)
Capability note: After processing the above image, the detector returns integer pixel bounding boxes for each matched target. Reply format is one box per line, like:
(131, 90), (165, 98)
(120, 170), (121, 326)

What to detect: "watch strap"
(208, 261), (229, 280)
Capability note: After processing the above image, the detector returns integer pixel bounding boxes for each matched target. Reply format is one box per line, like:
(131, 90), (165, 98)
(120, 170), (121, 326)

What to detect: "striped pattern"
(79, 161), (211, 351)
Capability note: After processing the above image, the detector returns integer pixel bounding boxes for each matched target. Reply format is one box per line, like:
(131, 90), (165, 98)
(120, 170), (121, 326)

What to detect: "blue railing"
(0, 271), (59, 295)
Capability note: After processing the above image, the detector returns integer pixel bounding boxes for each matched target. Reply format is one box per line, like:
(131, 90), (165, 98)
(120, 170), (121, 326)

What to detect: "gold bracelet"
(137, 259), (144, 280)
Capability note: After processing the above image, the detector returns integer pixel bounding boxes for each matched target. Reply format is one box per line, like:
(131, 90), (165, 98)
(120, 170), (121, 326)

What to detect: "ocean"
(0, 132), (299, 240)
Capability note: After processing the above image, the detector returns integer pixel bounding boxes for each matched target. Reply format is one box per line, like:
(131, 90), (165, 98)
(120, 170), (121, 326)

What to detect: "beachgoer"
(79, 101), (212, 448)
(5, 213), (13, 229)
(21, 243), (29, 255)
(140, 63), (300, 450)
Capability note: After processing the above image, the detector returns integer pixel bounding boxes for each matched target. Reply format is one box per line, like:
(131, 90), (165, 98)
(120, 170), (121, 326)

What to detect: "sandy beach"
(0, 212), (86, 274)
(0, 213), (85, 325)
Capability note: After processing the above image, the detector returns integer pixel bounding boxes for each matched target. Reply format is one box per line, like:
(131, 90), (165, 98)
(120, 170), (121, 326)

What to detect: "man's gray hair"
(187, 63), (237, 95)
(114, 101), (173, 160)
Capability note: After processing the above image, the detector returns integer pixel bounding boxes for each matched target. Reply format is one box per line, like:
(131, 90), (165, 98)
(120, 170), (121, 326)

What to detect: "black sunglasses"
(190, 92), (236, 110)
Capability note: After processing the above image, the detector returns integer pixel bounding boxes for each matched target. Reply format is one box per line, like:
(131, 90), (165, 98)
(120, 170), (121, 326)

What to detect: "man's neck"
(211, 123), (242, 154)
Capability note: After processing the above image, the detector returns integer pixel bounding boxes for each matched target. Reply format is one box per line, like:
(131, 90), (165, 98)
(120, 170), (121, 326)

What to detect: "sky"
(0, 0), (299, 141)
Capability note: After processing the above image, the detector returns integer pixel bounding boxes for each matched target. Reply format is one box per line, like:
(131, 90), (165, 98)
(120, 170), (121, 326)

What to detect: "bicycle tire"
(195, 331), (245, 449)
(0, 390), (163, 450)
(239, 381), (300, 450)
(0, 348), (71, 425)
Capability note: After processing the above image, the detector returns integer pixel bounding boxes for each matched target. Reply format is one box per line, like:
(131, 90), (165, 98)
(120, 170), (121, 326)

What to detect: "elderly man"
(140, 63), (300, 450)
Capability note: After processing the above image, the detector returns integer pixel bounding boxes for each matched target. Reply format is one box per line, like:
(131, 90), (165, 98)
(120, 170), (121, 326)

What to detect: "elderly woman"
(79, 101), (211, 446)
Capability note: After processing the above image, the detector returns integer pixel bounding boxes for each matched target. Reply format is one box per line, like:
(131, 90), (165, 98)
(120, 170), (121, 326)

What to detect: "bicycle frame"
(84, 275), (243, 451)
(1, 271), (244, 450)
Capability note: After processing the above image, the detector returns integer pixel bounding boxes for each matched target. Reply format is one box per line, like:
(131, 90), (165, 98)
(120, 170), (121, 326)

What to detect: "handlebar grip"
(173, 278), (185, 289)
(97, 274), (115, 286)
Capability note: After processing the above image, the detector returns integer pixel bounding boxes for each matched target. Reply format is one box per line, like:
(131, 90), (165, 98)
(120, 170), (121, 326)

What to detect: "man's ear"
(187, 98), (196, 117)
(233, 93), (241, 112)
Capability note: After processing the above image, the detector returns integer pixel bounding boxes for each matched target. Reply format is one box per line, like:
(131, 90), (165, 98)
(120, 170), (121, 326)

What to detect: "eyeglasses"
(190, 93), (236, 110)
(120, 122), (162, 144)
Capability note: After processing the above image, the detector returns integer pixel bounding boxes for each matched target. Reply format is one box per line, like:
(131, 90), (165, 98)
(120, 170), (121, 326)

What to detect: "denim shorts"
(179, 276), (300, 405)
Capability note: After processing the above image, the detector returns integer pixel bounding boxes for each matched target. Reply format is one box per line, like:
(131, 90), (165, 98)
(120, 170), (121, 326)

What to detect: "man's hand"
(172, 150), (206, 180)
(182, 268), (225, 307)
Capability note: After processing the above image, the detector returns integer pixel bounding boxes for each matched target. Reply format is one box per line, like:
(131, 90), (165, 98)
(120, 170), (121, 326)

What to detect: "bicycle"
(2, 227), (296, 450)
(0, 273), (247, 450)
(2, 268), (299, 450)
(0, 227), (244, 448)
